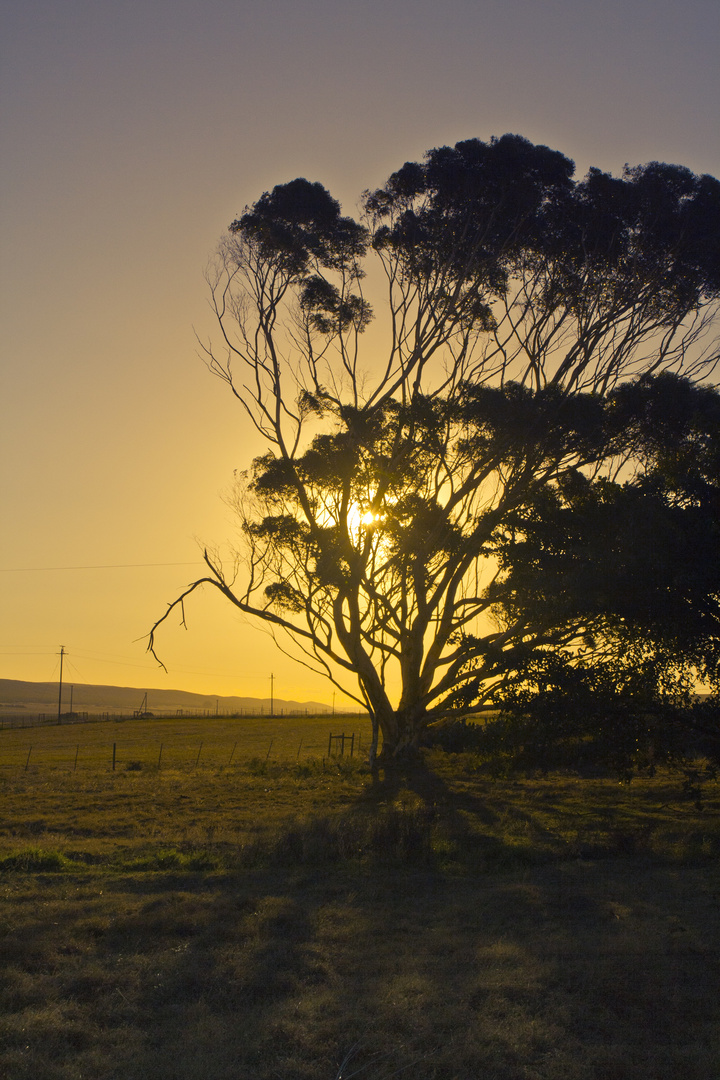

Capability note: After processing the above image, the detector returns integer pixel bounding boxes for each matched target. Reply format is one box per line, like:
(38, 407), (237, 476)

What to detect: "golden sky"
(1, 0), (719, 703)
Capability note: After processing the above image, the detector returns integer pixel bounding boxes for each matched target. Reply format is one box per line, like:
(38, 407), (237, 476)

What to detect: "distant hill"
(0, 678), (335, 715)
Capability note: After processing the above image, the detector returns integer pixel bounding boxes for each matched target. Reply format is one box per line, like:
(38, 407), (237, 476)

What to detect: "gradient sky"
(1, 0), (719, 704)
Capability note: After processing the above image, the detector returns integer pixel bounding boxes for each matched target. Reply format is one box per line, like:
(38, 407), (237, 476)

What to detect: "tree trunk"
(368, 714), (380, 767)
(375, 709), (426, 761)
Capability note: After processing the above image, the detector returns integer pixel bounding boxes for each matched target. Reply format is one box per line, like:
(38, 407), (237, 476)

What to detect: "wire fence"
(0, 712), (370, 771)
(1, 735), (365, 772)
(0, 707), (355, 730)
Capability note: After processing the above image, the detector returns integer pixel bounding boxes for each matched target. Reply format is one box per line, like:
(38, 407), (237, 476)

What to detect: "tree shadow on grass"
(51, 855), (718, 1080)
(105, 766), (719, 1076)
(3, 764), (720, 1080)
(357, 752), (525, 870)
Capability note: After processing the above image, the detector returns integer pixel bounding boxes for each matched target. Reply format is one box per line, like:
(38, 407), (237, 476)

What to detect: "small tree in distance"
(150, 135), (720, 761)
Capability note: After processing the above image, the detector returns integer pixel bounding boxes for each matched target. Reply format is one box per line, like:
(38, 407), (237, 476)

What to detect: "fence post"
(112, 743), (116, 771)
(158, 743), (163, 768)
(25, 746), (32, 771)
(265, 738), (274, 761)
(195, 742), (203, 767)
(229, 741), (237, 765)
(74, 746), (79, 771)
(350, 733), (355, 757)
(328, 732), (333, 756)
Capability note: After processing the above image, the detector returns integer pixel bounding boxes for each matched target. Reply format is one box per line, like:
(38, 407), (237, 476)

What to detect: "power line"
(2, 562), (202, 573)
(0, 650), (58, 656)
(0, 645), (265, 680)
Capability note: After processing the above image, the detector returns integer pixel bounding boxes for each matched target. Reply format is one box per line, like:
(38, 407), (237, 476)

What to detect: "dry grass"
(0, 713), (369, 771)
(0, 725), (719, 1079)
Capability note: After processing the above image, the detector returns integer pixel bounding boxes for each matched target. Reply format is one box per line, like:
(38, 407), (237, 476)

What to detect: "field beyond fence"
(0, 713), (372, 771)
(0, 706), (361, 730)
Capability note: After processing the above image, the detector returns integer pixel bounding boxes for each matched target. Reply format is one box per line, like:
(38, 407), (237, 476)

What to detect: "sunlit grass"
(0, 736), (718, 1079)
(0, 712), (371, 770)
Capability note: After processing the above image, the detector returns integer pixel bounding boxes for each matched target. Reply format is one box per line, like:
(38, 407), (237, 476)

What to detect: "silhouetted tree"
(150, 136), (720, 760)
(484, 373), (720, 774)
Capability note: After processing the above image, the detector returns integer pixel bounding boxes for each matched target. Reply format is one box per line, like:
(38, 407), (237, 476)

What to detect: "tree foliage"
(468, 372), (720, 777)
(150, 134), (720, 760)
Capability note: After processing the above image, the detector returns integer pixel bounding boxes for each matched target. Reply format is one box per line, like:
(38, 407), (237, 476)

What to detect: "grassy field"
(0, 713), (370, 771)
(1, 715), (719, 1079)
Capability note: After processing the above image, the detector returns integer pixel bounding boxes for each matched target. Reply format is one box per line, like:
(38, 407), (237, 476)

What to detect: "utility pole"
(270, 672), (274, 717)
(57, 646), (65, 725)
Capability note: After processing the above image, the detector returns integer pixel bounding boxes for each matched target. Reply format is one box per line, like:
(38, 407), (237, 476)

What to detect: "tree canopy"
(150, 134), (720, 761)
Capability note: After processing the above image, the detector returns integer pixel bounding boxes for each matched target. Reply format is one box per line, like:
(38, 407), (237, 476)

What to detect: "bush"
(0, 847), (76, 873)
(244, 801), (437, 867)
(422, 719), (487, 754)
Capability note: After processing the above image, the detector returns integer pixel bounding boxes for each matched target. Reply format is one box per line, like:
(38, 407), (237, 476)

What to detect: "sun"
(346, 503), (378, 534)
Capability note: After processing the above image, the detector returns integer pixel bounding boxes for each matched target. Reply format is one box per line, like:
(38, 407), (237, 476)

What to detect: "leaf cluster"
(231, 178), (372, 335)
